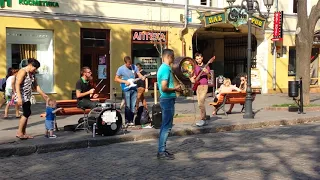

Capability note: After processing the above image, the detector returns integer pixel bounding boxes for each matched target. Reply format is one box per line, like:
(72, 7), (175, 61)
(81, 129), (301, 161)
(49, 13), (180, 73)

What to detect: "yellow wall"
(0, 16), (194, 101)
(266, 33), (296, 93)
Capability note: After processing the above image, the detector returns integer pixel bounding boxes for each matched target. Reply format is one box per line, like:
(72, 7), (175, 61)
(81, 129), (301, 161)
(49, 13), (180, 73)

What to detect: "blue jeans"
(124, 89), (137, 123)
(158, 98), (175, 153)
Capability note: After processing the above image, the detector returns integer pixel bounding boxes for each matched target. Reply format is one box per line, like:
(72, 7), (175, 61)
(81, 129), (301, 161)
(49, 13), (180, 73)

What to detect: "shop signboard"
(272, 11), (283, 41)
(251, 69), (262, 93)
(0, 0), (12, 8)
(19, 0), (59, 7)
(134, 57), (161, 74)
(199, 7), (266, 29)
(132, 30), (167, 44)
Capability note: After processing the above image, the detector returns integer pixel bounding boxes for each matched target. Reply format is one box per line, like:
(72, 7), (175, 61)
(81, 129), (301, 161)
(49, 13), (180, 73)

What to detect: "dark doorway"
(81, 29), (110, 98)
(224, 35), (257, 80)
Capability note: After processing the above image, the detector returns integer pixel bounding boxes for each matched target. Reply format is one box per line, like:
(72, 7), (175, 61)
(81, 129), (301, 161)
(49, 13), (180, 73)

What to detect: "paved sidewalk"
(0, 93), (320, 157)
(0, 122), (319, 179)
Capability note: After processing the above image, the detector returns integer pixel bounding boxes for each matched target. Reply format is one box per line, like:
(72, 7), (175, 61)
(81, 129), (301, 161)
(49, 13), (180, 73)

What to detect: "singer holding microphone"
(75, 66), (99, 109)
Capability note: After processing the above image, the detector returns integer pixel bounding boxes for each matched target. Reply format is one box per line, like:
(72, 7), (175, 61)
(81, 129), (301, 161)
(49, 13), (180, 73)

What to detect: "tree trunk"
(296, 39), (312, 105)
(295, 0), (319, 105)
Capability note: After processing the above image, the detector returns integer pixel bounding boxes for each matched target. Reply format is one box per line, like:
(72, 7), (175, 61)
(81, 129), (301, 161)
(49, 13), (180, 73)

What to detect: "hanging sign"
(199, 7), (266, 29)
(272, 11), (283, 41)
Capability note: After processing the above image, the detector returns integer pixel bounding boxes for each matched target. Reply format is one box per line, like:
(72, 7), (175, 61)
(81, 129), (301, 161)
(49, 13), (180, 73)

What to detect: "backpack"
(135, 106), (151, 125)
(0, 78), (6, 92)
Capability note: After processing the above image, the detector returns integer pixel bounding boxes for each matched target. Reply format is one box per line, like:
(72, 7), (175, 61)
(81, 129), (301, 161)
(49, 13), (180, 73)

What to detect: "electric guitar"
(120, 72), (156, 91)
(192, 56), (215, 91)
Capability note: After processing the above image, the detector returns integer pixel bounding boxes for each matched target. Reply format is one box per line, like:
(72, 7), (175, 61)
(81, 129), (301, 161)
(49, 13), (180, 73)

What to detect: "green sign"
(205, 12), (225, 26)
(19, 0), (59, 7)
(199, 7), (266, 29)
(226, 7), (248, 28)
(0, 0), (12, 8)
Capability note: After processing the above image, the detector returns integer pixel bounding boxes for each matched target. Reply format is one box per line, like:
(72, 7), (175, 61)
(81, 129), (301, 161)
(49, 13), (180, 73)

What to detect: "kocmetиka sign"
(0, 0), (12, 8)
(272, 11), (283, 41)
(1, 0), (59, 8)
(19, 0), (59, 7)
(201, 7), (267, 29)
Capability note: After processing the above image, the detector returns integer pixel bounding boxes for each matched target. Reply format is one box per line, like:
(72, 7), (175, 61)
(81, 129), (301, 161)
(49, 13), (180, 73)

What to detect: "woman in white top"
(212, 78), (242, 115)
(4, 69), (20, 118)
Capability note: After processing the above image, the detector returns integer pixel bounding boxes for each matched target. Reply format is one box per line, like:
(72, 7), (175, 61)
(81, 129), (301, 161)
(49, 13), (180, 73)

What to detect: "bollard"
(298, 77), (304, 114)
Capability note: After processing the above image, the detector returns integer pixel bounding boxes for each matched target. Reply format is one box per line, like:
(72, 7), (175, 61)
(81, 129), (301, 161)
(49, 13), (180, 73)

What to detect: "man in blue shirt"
(157, 49), (182, 160)
(115, 56), (145, 126)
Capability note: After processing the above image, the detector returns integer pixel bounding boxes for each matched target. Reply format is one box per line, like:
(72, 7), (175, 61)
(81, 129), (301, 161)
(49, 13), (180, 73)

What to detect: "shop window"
(6, 29), (54, 93)
(288, 46), (296, 76)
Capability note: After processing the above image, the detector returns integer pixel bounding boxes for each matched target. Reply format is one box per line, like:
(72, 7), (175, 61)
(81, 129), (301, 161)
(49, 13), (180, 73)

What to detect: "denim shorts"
(45, 120), (54, 130)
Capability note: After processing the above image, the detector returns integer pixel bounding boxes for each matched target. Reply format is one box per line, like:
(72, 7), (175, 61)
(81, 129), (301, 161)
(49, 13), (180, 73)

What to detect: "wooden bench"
(56, 98), (106, 116)
(209, 92), (256, 116)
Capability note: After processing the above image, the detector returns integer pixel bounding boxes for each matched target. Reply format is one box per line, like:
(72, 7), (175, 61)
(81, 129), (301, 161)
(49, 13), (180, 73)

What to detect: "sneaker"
(49, 135), (57, 139)
(44, 135), (49, 138)
(196, 120), (207, 127)
(128, 122), (135, 126)
(157, 151), (175, 160)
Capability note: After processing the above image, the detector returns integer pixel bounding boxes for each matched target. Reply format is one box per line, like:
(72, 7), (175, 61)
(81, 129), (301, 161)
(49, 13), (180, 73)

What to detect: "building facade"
(0, 0), (319, 100)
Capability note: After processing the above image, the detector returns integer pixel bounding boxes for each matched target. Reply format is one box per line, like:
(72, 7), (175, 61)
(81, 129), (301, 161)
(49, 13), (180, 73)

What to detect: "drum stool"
(74, 107), (91, 133)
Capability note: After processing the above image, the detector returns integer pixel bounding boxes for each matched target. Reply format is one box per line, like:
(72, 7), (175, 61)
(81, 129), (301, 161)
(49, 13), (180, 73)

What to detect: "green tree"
(296, 0), (320, 105)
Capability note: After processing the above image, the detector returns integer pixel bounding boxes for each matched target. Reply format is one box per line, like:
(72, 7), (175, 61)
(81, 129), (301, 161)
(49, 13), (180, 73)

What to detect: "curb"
(265, 107), (320, 111)
(0, 116), (319, 158)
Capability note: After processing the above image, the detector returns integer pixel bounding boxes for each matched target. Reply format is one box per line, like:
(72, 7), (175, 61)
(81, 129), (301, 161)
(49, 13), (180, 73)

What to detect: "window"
(201, 0), (211, 6)
(288, 46), (296, 76)
(82, 30), (108, 48)
(6, 29), (54, 93)
(293, 0), (298, 13)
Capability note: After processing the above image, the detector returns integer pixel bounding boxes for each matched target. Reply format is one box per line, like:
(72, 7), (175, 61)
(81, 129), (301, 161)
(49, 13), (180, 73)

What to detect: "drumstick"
(95, 79), (103, 89)
(98, 85), (106, 94)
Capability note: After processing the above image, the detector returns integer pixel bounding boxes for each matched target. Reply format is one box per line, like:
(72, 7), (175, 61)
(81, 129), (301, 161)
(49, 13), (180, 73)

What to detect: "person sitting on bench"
(212, 78), (242, 115)
(75, 67), (99, 109)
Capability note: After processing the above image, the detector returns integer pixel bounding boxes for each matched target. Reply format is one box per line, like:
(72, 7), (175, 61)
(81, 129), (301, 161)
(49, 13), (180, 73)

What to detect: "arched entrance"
(192, 26), (257, 81)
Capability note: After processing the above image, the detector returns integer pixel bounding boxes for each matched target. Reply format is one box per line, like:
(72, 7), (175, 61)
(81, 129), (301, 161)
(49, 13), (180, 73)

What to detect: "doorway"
(81, 29), (110, 98)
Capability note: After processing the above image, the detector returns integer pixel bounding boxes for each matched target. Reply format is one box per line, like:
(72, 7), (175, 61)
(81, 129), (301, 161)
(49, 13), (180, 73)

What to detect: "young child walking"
(45, 98), (62, 138)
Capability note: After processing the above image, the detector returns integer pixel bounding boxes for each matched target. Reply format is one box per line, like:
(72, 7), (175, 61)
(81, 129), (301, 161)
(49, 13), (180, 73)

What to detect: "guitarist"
(114, 56), (145, 126)
(190, 53), (214, 127)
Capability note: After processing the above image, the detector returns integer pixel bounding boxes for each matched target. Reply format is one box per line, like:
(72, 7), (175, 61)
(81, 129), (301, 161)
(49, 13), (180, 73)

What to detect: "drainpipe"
(180, 0), (188, 57)
(272, 0), (278, 90)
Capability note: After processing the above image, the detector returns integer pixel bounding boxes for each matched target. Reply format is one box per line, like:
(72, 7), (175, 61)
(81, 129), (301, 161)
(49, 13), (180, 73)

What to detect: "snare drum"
(97, 102), (114, 109)
(96, 108), (122, 136)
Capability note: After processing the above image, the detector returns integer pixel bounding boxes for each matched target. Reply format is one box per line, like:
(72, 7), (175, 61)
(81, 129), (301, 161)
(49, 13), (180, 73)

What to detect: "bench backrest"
(217, 92), (256, 104)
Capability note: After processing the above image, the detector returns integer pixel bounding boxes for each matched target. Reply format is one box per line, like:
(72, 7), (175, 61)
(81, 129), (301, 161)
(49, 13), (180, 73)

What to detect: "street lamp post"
(226, 0), (274, 119)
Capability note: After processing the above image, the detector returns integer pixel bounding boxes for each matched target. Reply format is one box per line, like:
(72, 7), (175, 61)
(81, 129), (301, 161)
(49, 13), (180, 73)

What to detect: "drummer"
(75, 67), (99, 109)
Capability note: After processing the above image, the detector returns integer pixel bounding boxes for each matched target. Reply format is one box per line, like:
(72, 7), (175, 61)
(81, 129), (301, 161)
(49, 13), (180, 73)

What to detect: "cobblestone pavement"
(0, 122), (319, 180)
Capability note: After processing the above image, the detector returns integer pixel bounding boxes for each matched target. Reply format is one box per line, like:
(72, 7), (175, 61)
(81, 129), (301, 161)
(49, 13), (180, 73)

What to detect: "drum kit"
(75, 86), (125, 137)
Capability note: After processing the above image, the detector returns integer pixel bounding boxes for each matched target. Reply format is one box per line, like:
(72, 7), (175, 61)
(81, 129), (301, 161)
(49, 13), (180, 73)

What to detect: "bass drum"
(96, 108), (122, 136)
(172, 56), (196, 84)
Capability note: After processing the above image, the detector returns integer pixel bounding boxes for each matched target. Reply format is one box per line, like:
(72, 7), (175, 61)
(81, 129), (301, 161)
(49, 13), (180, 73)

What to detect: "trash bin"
(288, 80), (299, 97)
